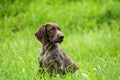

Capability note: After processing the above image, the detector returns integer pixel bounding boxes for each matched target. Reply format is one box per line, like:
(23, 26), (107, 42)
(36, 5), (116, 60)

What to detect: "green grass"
(0, 0), (120, 80)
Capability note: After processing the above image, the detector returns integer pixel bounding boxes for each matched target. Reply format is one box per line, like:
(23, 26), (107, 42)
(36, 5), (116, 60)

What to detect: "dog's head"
(35, 23), (64, 45)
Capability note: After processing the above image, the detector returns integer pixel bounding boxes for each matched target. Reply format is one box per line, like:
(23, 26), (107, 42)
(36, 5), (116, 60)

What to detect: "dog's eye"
(50, 27), (55, 31)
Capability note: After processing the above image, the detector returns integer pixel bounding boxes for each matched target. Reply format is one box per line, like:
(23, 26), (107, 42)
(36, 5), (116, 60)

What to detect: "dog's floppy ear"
(35, 24), (48, 45)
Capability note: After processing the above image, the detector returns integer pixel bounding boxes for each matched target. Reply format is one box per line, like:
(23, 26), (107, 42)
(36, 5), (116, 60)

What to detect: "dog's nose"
(59, 35), (64, 39)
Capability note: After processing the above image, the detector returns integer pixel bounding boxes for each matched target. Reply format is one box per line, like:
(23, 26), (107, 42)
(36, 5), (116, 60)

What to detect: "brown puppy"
(35, 23), (79, 75)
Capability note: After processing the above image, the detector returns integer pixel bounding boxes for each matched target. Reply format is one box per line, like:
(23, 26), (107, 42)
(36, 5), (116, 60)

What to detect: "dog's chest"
(40, 47), (63, 64)
(47, 47), (63, 60)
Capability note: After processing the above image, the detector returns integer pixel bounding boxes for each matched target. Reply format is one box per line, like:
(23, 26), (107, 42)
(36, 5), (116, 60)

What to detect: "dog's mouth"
(54, 38), (64, 43)
(53, 36), (64, 43)
(54, 39), (63, 43)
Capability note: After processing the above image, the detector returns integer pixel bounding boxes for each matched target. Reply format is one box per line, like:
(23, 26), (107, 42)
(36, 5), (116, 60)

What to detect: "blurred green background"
(0, 0), (120, 80)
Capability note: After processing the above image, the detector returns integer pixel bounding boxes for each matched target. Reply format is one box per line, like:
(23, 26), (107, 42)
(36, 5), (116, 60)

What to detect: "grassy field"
(0, 0), (120, 80)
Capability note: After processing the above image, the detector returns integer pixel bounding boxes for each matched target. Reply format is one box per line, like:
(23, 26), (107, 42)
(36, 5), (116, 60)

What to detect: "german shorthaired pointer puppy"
(35, 23), (79, 75)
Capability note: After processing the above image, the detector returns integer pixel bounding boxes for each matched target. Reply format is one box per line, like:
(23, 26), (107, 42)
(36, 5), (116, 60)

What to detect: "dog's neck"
(42, 43), (58, 53)
(44, 43), (53, 50)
